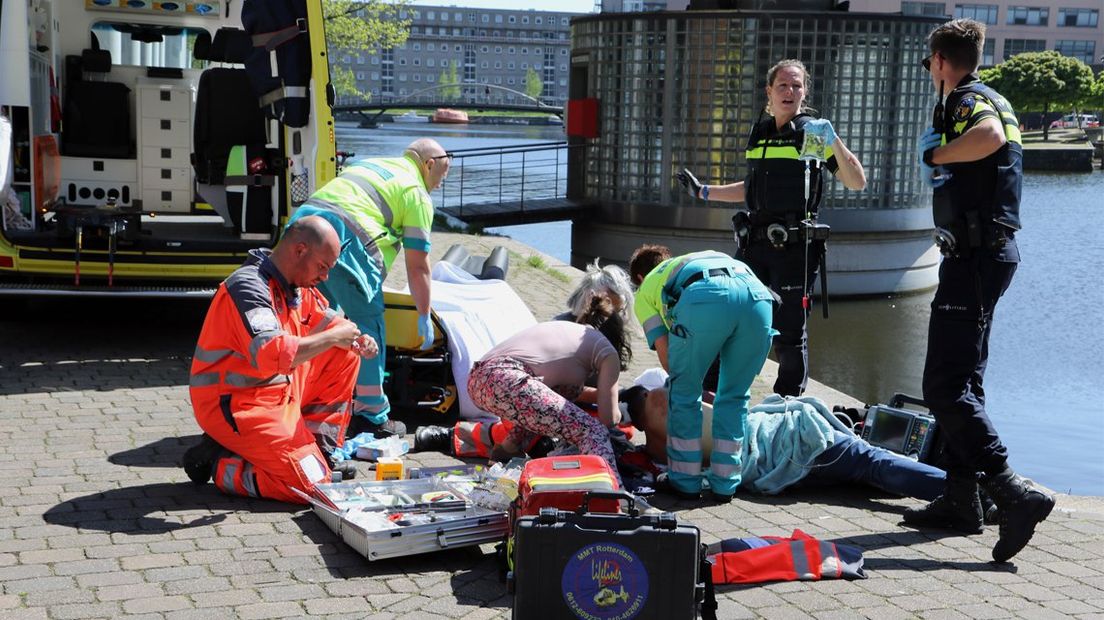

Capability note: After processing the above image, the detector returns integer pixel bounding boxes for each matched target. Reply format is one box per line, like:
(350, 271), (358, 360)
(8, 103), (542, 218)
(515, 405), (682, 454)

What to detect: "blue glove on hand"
(804, 118), (837, 148)
(917, 127), (941, 166)
(417, 312), (434, 350)
(917, 127), (943, 187)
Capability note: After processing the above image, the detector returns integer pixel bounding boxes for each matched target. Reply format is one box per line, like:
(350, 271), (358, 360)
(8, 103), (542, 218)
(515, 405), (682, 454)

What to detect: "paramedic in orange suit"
(183, 216), (379, 504)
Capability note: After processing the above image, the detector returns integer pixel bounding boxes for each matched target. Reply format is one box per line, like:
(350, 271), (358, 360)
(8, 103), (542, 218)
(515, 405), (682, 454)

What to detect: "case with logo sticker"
(510, 491), (703, 620)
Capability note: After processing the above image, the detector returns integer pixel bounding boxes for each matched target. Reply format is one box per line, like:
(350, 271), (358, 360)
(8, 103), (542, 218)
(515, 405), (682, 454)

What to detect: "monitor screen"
(867, 408), (910, 450)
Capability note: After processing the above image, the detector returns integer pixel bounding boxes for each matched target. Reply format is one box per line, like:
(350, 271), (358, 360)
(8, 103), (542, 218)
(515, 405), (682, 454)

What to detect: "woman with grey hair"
(559, 260), (635, 320)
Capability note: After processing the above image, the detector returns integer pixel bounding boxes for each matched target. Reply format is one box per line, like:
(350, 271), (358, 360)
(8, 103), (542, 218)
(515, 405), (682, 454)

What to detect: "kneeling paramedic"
(184, 216), (379, 504)
(628, 246), (775, 501)
(906, 18), (1054, 563)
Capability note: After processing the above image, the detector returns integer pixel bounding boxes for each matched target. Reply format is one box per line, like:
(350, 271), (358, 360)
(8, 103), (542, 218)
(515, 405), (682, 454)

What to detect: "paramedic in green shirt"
(629, 245), (775, 501)
(286, 138), (450, 439)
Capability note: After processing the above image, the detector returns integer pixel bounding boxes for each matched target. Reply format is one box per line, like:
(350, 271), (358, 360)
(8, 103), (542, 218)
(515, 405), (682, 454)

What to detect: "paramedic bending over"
(466, 298), (631, 481)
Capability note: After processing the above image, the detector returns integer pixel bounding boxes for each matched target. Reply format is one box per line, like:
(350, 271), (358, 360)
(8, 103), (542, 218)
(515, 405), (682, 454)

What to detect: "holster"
(934, 212), (1011, 258)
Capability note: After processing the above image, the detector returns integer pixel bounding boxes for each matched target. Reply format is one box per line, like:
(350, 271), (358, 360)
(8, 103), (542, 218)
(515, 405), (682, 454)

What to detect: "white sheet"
(425, 261), (537, 420)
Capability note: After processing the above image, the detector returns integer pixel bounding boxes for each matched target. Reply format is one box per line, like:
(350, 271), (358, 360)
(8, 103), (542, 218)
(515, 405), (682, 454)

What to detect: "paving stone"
(121, 596), (191, 614)
(191, 589), (263, 608)
(97, 584), (165, 602)
(232, 601), (305, 619)
(303, 597), (373, 615)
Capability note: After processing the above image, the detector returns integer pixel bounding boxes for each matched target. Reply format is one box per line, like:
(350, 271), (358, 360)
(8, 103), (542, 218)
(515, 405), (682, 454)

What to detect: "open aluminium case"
(300, 477), (509, 561)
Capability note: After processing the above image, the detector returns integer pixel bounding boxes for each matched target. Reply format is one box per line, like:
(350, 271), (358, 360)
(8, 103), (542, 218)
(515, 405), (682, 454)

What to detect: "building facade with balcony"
(569, 10), (946, 294)
(337, 5), (584, 105)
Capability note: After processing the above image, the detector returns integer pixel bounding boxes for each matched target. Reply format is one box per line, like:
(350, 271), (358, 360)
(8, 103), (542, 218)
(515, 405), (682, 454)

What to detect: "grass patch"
(509, 250), (570, 283)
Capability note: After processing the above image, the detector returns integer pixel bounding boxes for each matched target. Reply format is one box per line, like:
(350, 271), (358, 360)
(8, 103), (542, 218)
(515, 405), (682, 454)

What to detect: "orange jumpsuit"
(189, 249), (359, 504)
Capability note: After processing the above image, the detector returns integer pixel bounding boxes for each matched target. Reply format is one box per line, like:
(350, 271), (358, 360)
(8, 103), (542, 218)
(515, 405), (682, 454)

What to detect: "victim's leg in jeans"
(804, 431), (947, 501)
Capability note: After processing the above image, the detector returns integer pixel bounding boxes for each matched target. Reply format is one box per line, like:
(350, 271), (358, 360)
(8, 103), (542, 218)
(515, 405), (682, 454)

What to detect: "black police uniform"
(738, 113), (838, 397)
(922, 74), (1022, 479)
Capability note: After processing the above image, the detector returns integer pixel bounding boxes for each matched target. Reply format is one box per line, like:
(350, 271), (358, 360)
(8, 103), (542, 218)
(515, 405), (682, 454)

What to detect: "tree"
(524, 68), (544, 102)
(324, 0), (411, 100)
(438, 61), (461, 100)
(980, 51), (1095, 141)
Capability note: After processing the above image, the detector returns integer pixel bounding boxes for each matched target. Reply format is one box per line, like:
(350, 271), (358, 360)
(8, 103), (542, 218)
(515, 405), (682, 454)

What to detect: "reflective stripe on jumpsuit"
(665, 255), (775, 496)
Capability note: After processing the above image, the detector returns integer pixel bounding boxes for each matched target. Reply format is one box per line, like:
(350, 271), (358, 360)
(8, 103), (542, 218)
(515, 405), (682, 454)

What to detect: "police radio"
(859, 393), (940, 463)
(933, 80), (945, 133)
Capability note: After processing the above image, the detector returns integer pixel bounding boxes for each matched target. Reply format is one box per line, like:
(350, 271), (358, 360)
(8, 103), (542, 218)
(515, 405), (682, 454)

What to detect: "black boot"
(527, 436), (555, 459)
(902, 473), (984, 534)
(328, 458), (358, 481)
(181, 434), (223, 485)
(349, 415), (407, 439)
(982, 466), (1056, 563)
(413, 425), (453, 453)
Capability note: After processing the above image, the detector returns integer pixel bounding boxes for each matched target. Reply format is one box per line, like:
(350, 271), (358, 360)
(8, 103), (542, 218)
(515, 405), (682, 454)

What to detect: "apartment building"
(337, 5), (583, 105)
(850, 0), (1102, 65)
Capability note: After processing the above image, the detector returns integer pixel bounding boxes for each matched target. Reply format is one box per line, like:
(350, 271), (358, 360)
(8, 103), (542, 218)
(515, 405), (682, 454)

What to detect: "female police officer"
(677, 59), (865, 397)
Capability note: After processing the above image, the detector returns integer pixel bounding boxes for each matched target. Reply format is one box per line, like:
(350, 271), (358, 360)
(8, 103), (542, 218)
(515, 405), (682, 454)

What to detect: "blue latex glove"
(417, 312), (434, 350)
(917, 127), (942, 166)
(804, 118), (837, 149)
(917, 127), (943, 186)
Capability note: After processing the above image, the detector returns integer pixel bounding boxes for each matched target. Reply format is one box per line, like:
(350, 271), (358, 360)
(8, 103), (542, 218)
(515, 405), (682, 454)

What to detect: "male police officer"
(287, 138), (450, 438)
(906, 18), (1054, 563)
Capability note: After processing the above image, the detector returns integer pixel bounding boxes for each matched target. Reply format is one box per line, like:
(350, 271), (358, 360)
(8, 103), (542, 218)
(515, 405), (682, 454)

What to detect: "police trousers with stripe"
(288, 205), (390, 424)
(921, 252), (1015, 477)
(198, 346), (359, 504)
(666, 259), (775, 496)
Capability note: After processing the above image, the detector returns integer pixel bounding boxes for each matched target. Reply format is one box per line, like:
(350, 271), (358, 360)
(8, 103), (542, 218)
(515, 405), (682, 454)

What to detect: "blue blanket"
(741, 395), (835, 494)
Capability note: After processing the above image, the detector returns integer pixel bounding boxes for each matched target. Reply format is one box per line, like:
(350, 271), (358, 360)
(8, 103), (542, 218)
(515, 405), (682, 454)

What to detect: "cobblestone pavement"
(1, 232), (1102, 619)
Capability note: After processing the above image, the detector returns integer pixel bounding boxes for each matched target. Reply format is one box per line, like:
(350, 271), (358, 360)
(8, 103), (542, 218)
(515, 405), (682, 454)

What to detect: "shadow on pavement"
(0, 298), (207, 396)
(42, 482), (290, 534)
(109, 434), (202, 468)
(292, 511), (511, 608)
(645, 484), (913, 516)
(861, 556), (1017, 573)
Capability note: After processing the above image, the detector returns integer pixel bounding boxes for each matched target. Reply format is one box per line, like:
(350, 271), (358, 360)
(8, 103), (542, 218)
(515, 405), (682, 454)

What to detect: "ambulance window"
(90, 23), (209, 70)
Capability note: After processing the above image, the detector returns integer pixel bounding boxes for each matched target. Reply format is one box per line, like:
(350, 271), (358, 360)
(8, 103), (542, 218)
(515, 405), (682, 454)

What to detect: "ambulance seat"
(62, 48), (133, 158)
(192, 28), (273, 235)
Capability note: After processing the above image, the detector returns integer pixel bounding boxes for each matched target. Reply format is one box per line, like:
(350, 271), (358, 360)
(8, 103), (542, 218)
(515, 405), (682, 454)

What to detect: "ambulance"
(0, 0), (336, 296)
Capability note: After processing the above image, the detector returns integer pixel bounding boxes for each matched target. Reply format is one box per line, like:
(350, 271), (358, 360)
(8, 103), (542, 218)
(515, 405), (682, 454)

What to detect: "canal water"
(339, 121), (1104, 496)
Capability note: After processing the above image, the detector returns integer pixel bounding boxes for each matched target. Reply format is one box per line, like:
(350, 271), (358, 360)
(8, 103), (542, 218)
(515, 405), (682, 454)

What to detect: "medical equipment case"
(303, 477), (508, 561)
(509, 491), (704, 620)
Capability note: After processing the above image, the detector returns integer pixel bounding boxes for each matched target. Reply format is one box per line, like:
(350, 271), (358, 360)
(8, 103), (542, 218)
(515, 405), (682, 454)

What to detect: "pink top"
(481, 321), (617, 393)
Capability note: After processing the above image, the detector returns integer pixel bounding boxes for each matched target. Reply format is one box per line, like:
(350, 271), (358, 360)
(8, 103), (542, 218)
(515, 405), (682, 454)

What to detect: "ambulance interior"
(5, 0), (291, 256)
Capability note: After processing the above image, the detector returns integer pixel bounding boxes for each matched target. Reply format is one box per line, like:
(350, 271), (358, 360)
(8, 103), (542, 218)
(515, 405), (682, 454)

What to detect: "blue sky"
(408, 0), (597, 14)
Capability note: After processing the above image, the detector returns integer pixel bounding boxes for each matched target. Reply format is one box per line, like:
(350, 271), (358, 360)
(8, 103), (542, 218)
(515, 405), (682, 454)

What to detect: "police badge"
(954, 96), (974, 122)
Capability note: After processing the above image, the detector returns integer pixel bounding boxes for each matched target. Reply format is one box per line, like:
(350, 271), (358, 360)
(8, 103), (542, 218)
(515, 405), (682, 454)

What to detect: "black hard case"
(510, 492), (702, 620)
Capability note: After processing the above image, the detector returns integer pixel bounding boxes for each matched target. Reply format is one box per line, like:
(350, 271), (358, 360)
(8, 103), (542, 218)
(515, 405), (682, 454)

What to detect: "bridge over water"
(334, 83), (564, 127)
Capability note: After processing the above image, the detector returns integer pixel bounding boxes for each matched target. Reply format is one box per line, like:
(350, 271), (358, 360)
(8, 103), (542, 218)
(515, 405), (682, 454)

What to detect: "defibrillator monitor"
(861, 404), (938, 462)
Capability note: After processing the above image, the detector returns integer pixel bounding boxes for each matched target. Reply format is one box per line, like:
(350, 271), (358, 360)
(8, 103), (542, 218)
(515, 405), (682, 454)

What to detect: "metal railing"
(434, 141), (579, 218)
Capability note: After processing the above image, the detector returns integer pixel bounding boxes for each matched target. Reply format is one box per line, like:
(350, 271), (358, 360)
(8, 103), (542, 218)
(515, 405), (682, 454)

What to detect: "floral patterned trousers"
(468, 357), (621, 482)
